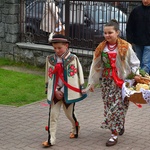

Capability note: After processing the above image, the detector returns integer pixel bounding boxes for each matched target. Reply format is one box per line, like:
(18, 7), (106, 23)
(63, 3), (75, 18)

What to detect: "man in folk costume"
(87, 20), (140, 146)
(42, 34), (87, 147)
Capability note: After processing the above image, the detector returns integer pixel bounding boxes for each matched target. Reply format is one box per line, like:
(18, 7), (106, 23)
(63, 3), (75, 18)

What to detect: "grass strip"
(0, 68), (46, 107)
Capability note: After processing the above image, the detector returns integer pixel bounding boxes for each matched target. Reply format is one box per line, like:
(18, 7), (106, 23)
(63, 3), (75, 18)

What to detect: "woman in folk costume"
(42, 34), (87, 147)
(40, 0), (65, 35)
(87, 19), (140, 146)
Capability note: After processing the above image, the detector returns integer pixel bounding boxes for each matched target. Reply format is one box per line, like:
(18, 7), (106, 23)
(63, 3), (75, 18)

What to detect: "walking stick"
(43, 81), (52, 147)
(44, 103), (51, 147)
(47, 104), (51, 145)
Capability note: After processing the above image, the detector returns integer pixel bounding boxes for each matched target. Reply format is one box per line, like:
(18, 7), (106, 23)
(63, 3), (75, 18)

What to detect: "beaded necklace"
(107, 43), (117, 51)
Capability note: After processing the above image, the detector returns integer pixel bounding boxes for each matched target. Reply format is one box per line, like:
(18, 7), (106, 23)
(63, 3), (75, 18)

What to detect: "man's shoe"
(70, 126), (80, 138)
(42, 141), (52, 147)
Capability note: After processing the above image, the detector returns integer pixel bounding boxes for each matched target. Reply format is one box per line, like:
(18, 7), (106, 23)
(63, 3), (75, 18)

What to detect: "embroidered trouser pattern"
(100, 78), (129, 133)
(50, 99), (78, 145)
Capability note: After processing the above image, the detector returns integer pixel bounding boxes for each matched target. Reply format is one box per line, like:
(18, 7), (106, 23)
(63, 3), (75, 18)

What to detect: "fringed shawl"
(88, 38), (140, 85)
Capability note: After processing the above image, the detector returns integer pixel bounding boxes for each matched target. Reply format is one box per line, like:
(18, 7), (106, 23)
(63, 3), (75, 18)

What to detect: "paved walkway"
(0, 88), (150, 150)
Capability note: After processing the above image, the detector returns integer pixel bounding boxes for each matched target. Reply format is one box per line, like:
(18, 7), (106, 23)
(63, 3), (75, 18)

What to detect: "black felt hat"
(49, 34), (70, 44)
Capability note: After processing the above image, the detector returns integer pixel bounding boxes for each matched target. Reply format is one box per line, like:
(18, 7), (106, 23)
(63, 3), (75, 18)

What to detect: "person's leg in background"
(132, 44), (144, 70)
(132, 44), (143, 63)
(142, 46), (150, 74)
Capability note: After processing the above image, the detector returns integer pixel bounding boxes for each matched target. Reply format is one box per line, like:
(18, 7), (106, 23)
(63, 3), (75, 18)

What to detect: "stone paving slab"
(0, 88), (150, 150)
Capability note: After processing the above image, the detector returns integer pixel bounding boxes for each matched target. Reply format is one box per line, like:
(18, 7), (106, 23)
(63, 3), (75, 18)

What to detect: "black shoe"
(119, 127), (125, 136)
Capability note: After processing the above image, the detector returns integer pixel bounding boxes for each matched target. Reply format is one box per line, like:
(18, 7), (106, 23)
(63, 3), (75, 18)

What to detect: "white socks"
(109, 134), (118, 142)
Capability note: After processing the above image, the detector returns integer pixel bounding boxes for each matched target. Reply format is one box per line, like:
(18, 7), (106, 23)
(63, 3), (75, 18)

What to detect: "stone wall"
(0, 0), (20, 58)
(0, 0), (92, 76)
(14, 42), (93, 77)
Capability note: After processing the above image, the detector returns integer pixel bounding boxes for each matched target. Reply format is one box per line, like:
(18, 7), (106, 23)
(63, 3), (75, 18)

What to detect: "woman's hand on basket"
(134, 75), (150, 84)
(134, 75), (141, 83)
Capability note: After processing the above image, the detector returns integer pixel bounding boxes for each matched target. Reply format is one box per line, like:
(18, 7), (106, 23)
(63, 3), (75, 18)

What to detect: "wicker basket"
(124, 76), (150, 104)
(127, 92), (147, 104)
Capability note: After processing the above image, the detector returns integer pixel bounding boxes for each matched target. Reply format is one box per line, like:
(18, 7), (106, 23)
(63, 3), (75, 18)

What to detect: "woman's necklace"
(107, 43), (117, 51)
